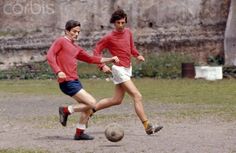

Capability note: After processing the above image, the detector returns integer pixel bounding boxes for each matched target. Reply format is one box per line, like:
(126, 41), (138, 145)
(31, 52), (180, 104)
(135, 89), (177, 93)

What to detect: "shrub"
(133, 52), (195, 79)
(0, 52), (195, 80)
(0, 61), (55, 80)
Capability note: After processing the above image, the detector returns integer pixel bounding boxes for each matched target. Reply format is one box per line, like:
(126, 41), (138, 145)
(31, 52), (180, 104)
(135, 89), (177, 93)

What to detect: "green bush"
(0, 53), (195, 80)
(207, 54), (224, 66)
(133, 52), (195, 79)
(0, 61), (108, 80)
(0, 61), (55, 80)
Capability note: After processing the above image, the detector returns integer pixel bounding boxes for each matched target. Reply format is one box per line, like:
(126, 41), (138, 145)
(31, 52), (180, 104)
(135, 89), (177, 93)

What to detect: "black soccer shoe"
(74, 133), (94, 140)
(145, 123), (163, 135)
(59, 107), (69, 127)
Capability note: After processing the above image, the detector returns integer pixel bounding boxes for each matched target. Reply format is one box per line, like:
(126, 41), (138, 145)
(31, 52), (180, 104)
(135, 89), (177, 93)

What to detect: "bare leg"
(72, 89), (96, 124)
(72, 89), (96, 109)
(95, 84), (125, 111)
(120, 80), (147, 122)
(79, 109), (93, 124)
(93, 80), (162, 135)
(69, 103), (90, 112)
(68, 89), (96, 140)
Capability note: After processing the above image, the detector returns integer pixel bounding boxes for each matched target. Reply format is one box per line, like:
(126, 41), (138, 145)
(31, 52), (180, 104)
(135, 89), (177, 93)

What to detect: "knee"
(89, 99), (97, 109)
(133, 92), (142, 101)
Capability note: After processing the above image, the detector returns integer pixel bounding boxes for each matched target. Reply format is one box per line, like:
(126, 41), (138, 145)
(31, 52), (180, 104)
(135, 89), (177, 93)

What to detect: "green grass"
(0, 79), (236, 121)
(0, 80), (60, 95)
(133, 78), (236, 105)
(0, 79), (236, 104)
(0, 148), (50, 153)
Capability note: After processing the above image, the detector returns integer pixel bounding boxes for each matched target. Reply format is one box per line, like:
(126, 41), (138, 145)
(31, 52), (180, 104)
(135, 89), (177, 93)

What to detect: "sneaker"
(145, 123), (163, 135)
(59, 107), (69, 127)
(74, 133), (94, 140)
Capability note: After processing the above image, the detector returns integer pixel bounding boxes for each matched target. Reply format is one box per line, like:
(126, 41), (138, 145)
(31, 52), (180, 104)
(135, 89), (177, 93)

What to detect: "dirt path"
(0, 94), (236, 153)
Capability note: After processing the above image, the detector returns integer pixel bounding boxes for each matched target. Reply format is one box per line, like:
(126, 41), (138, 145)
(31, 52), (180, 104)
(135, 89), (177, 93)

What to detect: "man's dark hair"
(65, 20), (80, 31)
(110, 9), (127, 23)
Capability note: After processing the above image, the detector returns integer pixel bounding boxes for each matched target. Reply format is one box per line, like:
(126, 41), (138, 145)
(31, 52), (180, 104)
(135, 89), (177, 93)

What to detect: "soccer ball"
(104, 123), (124, 142)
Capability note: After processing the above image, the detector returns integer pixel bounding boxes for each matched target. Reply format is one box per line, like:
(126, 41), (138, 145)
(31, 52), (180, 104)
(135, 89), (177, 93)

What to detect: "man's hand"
(101, 56), (119, 64)
(111, 56), (119, 63)
(57, 71), (66, 79)
(136, 55), (145, 63)
(101, 65), (112, 74)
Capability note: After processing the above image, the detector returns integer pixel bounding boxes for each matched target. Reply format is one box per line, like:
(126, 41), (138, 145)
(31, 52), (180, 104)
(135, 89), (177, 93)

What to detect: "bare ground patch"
(0, 94), (236, 153)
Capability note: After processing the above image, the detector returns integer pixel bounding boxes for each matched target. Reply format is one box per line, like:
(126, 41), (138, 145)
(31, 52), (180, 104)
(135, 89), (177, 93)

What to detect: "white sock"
(76, 123), (86, 130)
(68, 105), (74, 114)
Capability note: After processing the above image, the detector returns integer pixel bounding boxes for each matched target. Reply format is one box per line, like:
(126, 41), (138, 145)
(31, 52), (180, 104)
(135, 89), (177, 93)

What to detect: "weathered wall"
(0, 0), (230, 70)
(224, 0), (236, 66)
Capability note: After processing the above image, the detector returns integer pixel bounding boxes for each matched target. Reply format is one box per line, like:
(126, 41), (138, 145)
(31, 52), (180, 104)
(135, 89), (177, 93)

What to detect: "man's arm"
(93, 36), (109, 70)
(46, 39), (62, 74)
(77, 48), (119, 64)
(129, 30), (140, 57)
(129, 30), (145, 62)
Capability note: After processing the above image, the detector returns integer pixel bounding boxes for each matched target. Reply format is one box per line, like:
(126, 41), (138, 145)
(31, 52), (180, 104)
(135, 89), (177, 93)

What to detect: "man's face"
(66, 26), (80, 41)
(114, 18), (126, 31)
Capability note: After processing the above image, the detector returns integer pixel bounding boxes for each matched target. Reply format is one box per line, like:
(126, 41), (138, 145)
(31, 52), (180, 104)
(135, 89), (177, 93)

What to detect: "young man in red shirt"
(93, 9), (163, 135)
(46, 20), (119, 140)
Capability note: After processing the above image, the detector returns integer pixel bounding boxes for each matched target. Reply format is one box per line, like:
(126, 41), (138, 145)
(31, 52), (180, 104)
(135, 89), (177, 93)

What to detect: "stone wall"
(224, 0), (236, 65)
(0, 0), (230, 70)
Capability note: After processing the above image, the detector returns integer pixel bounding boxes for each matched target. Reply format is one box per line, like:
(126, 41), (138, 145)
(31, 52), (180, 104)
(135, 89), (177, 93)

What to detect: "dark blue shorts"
(59, 80), (83, 97)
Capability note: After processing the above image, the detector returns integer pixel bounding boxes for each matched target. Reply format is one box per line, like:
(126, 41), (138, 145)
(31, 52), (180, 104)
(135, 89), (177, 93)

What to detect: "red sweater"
(47, 37), (101, 83)
(93, 28), (140, 69)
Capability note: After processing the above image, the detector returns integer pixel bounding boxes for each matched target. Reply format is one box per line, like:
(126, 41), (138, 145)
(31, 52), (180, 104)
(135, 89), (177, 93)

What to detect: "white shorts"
(111, 65), (132, 84)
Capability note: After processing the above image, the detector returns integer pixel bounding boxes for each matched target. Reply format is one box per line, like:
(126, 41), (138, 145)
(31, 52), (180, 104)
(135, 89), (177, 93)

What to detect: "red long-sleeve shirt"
(47, 37), (101, 83)
(93, 28), (140, 69)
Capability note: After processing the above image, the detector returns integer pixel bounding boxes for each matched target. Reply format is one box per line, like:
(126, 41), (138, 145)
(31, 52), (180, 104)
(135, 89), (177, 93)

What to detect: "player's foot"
(74, 133), (94, 140)
(145, 123), (163, 135)
(59, 107), (70, 127)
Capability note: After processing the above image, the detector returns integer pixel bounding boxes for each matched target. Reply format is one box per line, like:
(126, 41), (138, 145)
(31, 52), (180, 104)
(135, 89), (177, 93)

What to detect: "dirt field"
(0, 93), (236, 153)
